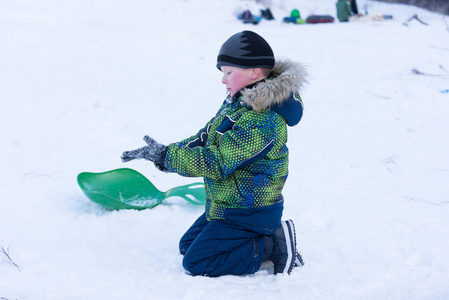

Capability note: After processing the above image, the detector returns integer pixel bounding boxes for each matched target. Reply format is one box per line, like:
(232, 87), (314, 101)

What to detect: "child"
(336, 0), (353, 22)
(121, 30), (308, 277)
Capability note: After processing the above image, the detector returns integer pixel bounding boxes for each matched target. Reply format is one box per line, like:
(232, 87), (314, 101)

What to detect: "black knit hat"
(216, 31), (275, 70)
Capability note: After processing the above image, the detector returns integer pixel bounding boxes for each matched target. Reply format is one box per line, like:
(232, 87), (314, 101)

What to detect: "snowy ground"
(1, 0), (449, 299)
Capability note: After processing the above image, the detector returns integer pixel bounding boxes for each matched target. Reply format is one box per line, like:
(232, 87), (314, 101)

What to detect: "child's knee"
(182, 253), (204, 276)
(179, 240), (188, 255)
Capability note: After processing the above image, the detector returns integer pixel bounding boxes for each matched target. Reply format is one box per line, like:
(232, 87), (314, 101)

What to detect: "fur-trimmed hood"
(240, 58), (308, 112)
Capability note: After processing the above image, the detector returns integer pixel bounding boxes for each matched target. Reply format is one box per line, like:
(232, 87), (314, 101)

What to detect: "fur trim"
(240, 58), (308, 112)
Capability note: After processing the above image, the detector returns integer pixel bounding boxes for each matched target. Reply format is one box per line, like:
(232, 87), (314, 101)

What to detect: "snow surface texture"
(1, 0), (449, 299)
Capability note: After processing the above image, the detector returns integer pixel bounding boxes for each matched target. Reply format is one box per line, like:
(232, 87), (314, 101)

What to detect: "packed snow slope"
(1, 0), (449, 299)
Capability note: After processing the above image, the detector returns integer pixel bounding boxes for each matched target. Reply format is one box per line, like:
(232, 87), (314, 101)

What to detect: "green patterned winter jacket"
(164, 59), (308, 220)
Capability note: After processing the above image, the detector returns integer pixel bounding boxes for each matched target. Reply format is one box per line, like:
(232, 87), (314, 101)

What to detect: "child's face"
(221, 66), (254, 97)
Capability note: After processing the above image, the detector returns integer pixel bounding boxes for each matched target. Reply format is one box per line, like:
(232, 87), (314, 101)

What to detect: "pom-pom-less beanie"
(217, 31), (275, 70)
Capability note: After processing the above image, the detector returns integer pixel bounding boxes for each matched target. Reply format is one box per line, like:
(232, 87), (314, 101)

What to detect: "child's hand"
(121, 146), (150, 162)
(121, 136), (167, 171)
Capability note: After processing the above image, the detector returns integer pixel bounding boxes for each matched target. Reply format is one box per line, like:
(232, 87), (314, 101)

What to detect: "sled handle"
(164, 183), (207, 205)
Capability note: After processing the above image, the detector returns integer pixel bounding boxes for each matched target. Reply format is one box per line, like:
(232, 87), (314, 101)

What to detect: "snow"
(1, 0), (449, 299)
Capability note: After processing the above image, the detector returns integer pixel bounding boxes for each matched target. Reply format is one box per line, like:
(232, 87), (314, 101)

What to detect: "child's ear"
(251, 68), (262, 80)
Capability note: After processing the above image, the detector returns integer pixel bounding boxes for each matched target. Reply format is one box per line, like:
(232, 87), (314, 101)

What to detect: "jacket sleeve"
(164, 111), (277, 180)
(174, 124), (209, 148)
(171, 112), (217, 148)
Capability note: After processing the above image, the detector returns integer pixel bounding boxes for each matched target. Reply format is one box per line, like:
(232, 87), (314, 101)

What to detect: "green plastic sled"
(77, 168), (206, 210)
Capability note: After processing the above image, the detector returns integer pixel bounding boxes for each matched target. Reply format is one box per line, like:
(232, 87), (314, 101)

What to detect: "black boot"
(264, 220), (303, 274)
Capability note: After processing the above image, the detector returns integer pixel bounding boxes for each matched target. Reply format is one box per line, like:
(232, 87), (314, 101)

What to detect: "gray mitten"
(121, 136), (167, 171)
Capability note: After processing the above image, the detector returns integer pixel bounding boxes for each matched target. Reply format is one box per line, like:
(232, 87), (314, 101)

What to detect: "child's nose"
(221, 75), (227, 84)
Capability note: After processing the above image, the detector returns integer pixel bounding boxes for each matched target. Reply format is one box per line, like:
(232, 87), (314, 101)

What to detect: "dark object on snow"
(411, 68), (445, 76)
(240, 10), (260, 25)
(374, 0), (449, 16)
(336, 0), (353, 21)
(306, 15), (335, 24)
(351, 0), (359, 14)
(403, 14), (428, 26)
(283, 9), (306, 24)
(261, 8), (275, 20)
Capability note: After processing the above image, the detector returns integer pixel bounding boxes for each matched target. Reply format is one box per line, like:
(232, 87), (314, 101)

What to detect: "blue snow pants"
(179, 201), (283, 277)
